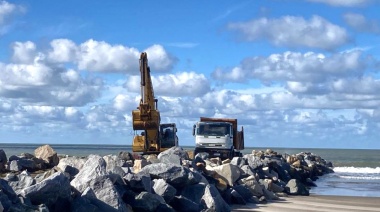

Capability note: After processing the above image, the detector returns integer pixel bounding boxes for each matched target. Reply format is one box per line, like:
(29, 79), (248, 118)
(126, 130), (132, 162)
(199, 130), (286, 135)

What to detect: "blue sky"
(1, 0), (380, 149)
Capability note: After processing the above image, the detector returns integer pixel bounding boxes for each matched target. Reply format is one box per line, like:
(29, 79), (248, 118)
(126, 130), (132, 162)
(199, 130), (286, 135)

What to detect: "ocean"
(1, 143), (379, 197)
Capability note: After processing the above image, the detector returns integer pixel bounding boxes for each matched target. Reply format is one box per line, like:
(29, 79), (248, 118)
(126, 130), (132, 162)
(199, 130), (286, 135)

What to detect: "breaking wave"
(334, 166), (380, 174)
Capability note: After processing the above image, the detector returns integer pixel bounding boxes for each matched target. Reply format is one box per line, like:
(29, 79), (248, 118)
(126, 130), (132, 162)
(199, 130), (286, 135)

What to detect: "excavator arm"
(132, 52), (161, 152)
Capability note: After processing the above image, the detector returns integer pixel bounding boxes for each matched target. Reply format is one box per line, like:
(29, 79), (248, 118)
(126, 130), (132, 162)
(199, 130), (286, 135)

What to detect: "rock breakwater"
(0, 145), (334, 212)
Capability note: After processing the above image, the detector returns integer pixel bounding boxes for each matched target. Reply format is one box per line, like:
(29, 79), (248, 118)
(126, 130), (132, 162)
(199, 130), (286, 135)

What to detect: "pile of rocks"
(0, 145), (334, 212)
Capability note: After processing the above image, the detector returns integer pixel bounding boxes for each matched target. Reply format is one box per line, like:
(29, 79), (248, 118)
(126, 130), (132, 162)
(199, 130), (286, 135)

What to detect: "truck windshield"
(197, 123), (230, 136)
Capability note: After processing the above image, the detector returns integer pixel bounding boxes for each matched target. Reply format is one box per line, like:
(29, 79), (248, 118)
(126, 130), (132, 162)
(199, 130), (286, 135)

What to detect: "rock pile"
(0, 145), (334, 212)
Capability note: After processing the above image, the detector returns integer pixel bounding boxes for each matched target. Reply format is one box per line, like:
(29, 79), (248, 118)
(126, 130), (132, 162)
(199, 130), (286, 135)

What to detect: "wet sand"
(231, 195), (380, 212)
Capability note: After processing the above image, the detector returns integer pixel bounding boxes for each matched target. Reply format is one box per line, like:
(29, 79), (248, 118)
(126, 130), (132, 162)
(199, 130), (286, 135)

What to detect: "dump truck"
(192, 117), (244, 159)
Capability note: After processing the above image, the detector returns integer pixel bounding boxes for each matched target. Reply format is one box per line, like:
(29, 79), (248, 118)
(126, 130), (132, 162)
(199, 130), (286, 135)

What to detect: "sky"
(1, 0), (380, 149)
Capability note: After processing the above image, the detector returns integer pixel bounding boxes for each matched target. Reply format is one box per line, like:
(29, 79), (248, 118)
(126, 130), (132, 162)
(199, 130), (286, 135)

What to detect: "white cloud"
(0, 59), (103, 106)
(0, 1), (17, 25)
(343, 13), (380, 34)
(48, 39), (78, 63)
(0, 1), (24, 35)
(113, 94), (136, 112)
(307, 0), (371, 7)
(144, 45), (177, 71)
(227, 15), (349, 50)
(11, 41), (37, 64)
(77, 39), (140, 72)
(126, 72), (210, 97)
(45, 39), (177, 73)
(212, 51), (365, 84)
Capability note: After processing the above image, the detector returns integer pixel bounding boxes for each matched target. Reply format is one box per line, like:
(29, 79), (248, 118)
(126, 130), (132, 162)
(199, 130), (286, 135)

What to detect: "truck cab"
(193, 117), (244, 159)
(193, 122), (233, 149)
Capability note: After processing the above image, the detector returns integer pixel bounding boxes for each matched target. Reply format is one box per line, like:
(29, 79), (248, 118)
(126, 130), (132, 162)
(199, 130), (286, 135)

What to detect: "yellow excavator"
(132, 52), (178, 154)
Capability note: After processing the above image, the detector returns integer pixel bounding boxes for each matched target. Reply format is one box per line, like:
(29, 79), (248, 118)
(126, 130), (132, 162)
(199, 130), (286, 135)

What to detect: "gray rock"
(124, 172), (152, 193)
(71, 195), (102, 212)
(155, 203), (175, 212)
(133, 191), (162, 212)
(246, 155), (264, 170)
(0, 178), (20, 211)
(285, 179), (309, 196)
(152, 179), (177, 203)
(57, 156), (86, 177)
(8, 155), (20, 162)
(70, 154), (107, 193)
(20, 171), (71, 210)
(118, 151), (133, 161)
(240, 165), (256, 177)
(169, 195), (202, 212)
(139, 163), (190, 188)
(7, 171), (35, 195)
(103, 155), (127, 173)
(20, 152), (35, 159)
(9, 160), (22, 172)
(181, 183), (206, 204)
(262, 187), (280, 200)
(0, 149), (7, 172)
(239, 176), (263, 197)
(230, 189), (246, 205)
(230, 156), (247, 168)
(34, 168), (58, 184)
(158, 146), (189, 165)
(202, 184), (231, 212)
(233, 184), (257, 203)
(187, 171), (203, 185)
(84, 175), (129, 212)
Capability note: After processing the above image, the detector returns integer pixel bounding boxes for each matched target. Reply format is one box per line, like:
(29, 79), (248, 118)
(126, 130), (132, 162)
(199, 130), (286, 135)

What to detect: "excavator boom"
(132, 52), (178, 153)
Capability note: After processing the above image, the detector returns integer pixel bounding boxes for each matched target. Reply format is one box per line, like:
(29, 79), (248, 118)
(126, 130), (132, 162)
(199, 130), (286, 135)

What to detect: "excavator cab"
(160, 123), (178, 149)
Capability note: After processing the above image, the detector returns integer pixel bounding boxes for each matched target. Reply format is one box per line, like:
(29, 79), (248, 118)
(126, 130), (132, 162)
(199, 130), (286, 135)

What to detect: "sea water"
(1, 143), (380, 197)
(243, 147), (380, 197)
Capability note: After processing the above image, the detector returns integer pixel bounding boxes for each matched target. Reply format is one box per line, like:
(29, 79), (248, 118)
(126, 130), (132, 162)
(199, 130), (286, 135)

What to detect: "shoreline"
(231, 194), (380, 212)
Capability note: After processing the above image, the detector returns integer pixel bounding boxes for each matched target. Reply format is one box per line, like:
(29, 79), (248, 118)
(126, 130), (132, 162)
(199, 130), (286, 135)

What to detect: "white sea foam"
(334, 166), (380, 174)
(338, 175), (380, 180)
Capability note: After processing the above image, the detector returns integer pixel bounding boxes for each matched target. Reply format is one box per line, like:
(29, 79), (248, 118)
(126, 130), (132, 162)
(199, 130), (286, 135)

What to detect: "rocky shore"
(0, 145), (334, 212)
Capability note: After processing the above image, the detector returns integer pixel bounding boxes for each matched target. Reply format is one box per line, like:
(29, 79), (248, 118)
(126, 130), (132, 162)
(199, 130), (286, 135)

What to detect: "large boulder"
(124, 172), (152, 193)
(285, 179), (309, 196)
(158, 146), (189, 165)
(70, 154), (107, 193)
(0, 178), (20, 210)
(230, 156), (247, 168)
(20, 171), (71, 211)
(8, 158), (38, 172)
(152, 179), (177, 203)
(208, 163), (241, 187)
(34, 145), (59, 167)
(169, 195), (202, 212)
(181, 183), (206, 205)
(132, 191), (163, 212)
(245, 155), (264, 170)
(139, 163), (190, 188)
(81, 175), (129, 212)
(103, 155), (127, 173)
(202, 184), (230, 212)
(6, 171), (35, 195)
(238, 176), (263, 197)
(57, 156), (86, 177)
(0, 149), (7, 172)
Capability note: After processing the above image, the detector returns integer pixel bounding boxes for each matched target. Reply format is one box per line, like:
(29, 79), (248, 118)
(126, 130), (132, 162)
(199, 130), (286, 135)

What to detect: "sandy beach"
(231, 195), (380, 212)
